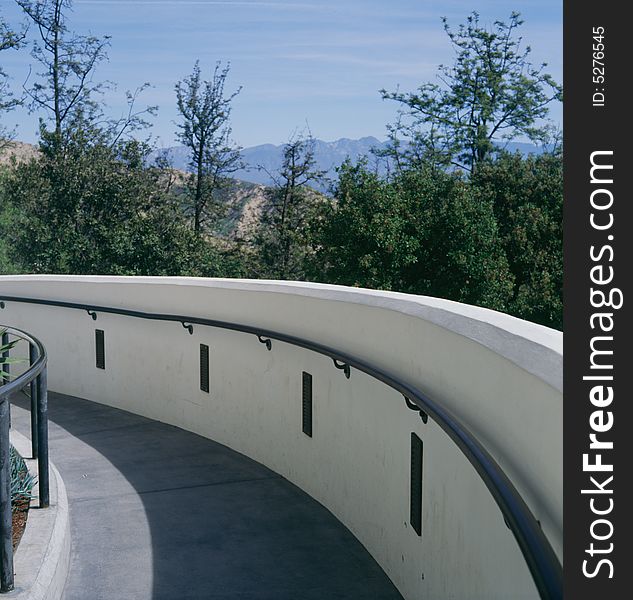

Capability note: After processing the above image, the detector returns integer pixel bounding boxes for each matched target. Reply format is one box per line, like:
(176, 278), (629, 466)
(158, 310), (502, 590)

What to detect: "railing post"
(29, 344), (39, 459)
(0, 332), (8, 386)
(0, 399), (14, 592)
(36, 368), (49, 509)
(0, 332), (9, 431)
(1, 331), (9, 439)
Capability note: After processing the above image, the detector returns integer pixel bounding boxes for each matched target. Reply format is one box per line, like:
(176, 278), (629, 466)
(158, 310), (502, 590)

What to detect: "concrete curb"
(7, 430), (70, 600)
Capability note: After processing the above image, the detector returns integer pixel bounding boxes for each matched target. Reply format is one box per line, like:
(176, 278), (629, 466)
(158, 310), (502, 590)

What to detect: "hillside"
(0, 141), (40, 166)
(213, 180), (268, 238)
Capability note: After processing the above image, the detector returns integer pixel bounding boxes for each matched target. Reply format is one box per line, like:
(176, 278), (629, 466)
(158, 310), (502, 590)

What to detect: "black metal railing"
(0, 325), (49, 593)
(0, 295), (562, 599)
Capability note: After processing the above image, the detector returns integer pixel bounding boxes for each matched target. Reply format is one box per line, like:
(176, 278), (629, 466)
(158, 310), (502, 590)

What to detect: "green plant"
(380, 12), (562, 173)
(252, 133), (326, 280)
(10, 446), (36, 510)
(0, 328), (23, 383)
(309, 161), (515, 312)
(175, 60), (243, 234)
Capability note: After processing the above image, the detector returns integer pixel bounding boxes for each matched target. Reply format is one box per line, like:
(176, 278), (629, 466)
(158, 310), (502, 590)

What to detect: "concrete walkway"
(11, 392), (402, 600)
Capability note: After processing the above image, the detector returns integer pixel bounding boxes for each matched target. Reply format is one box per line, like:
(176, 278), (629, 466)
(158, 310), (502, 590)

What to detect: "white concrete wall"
(0, 276), (562, 599)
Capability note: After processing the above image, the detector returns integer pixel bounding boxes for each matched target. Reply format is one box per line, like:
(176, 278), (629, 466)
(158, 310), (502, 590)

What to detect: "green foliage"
(380, 12), (562, 172)
(308, 153), (562, 328)
(16, 1), (155, 149)
(0, 328), (21, 383)
(310, 161), (515, 312)
(10, 446), (36, 509)
(175, 61), (242, 233)
(0, 190), (20, 274)
(309, 162), (416, 291)
(17, 0), (111, 137)
(1, 123), (224, 276)
(252, 135), (325, 279)
(472, 151), (563, 328)
(0, 13), (26, 144)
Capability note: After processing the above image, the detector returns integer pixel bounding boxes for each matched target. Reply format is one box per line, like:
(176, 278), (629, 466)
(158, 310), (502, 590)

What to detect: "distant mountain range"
(5, 136), (548, 192)
(151, 137), (549, 190)
(152, 136), (387, 190)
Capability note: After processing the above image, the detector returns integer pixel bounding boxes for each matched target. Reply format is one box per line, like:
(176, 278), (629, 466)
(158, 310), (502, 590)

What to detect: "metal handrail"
(0, 327), (47, 401)
(0, 295), (563, 599)
(0, 325), (50, 593)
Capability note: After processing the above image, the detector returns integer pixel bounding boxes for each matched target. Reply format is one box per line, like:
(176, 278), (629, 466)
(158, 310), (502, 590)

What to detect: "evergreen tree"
(17, 0), (110, 139)
(17, 0), (155, 149)
(1, 119), (217, 276)
(472, 150), (563, 328)
(175, 61), (242, 234)
(253, 134), (325, 279)
(310, 161), (514, 311)
(381, 12), (562, 172)
(0, 13), (25, 145)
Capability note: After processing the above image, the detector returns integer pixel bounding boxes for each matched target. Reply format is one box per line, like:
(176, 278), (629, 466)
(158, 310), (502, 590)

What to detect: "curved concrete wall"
(0, 275), (562, 599)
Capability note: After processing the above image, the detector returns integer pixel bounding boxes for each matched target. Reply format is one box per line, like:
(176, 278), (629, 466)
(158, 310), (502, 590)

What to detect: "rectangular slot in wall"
(95, 329), (105, 370)
(410, 432), (423, 536)
(302, 371), (313, 437)
(200, 344), (210, 393)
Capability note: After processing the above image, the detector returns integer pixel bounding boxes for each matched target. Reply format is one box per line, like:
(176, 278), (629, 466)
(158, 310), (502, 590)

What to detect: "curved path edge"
(8, 430), (70, 600)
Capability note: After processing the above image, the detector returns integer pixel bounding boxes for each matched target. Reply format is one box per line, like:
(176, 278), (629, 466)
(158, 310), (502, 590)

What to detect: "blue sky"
(0, 0), (562, 149)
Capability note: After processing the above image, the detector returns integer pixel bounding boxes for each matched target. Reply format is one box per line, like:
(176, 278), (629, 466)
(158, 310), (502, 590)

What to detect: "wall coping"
(0, 275), (563, 392)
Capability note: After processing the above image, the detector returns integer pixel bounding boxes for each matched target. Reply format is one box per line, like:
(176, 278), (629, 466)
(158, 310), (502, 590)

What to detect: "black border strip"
(564, 2), (628, 597)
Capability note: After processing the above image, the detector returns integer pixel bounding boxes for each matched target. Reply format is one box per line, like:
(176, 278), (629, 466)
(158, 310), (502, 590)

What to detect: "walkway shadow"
(11, 392), (403, 600)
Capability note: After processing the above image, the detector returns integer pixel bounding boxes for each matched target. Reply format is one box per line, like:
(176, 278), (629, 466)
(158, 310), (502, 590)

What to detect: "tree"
(252, 133), (325, 279)
(308, 161), (414, 291)
(310, 161), (514, 310)
(381, 12), (562, 172)
(0, 13), (26, 145)
(0, 119), (220, 276)
(472, 150), (563, 329)
(175, 60), (242, 234)
(17, 0), (111, 140)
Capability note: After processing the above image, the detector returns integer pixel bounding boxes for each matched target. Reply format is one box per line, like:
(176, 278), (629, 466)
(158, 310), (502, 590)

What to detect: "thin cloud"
(264, 30), (448, 51)
(274, 52), (437, 77)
